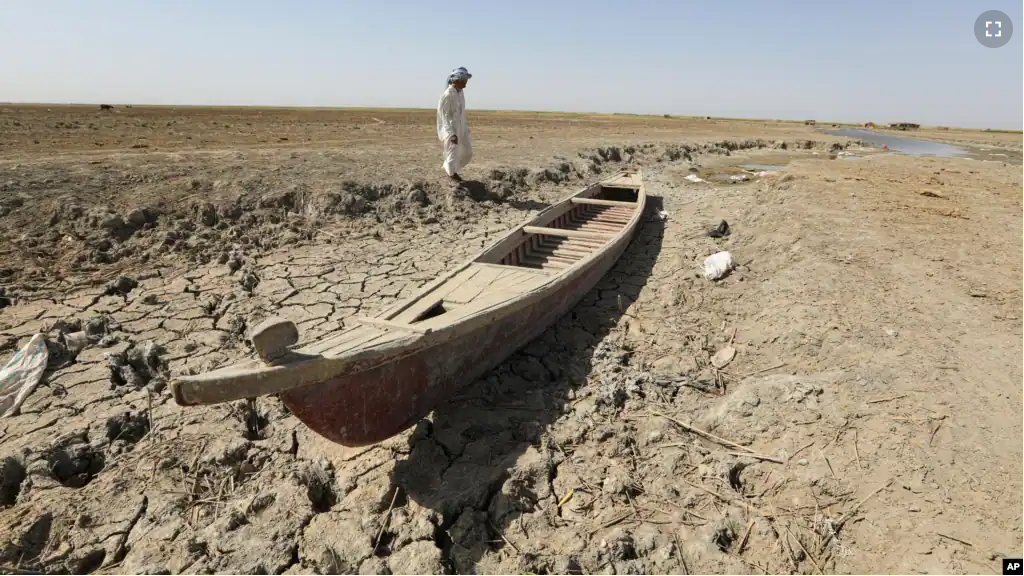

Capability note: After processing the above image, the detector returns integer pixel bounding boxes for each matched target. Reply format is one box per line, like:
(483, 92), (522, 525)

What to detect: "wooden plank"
(499, 270), (554, 291)
(392, 267), (481, 322)
(583, 210), (631, 224)
(354, 316), (432, 334)
(446, 265), (506, 304)
(473, 262), (550, 275)
(521, 257), (568, 269)
(528, 252), (577, 265)
(378, 259), (478, 320)
(539, 242), (592, 257)
(492, 271), (553, 295)
(565, 224), (622, 235)
(570, 197), (637, 207)
(560, 240), (606, 251)
(486, 269), (532, 289)
(523, 226), (614, 241)
(301, 327), (366, 355)
(567, 219), (621, 232)
(595, 205), (634, 215)
(319, 327), (395, 354)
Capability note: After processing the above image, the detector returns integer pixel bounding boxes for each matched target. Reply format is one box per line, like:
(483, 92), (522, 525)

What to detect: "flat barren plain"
(0, 104), (1021, 574)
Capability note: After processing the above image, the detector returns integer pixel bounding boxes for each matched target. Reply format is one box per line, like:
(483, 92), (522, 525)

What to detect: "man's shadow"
(388, 196), (666, 573)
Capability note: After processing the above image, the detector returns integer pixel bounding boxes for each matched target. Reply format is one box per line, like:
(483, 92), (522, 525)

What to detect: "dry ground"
(0, 105), (1021, 575)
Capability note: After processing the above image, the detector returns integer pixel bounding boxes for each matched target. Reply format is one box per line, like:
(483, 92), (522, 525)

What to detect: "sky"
(1, 0), (1021, 129)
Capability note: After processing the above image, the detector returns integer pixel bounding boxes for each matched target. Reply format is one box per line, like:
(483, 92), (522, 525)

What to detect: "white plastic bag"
(0, 333), (49, 417)
(703, 251), (734, 281)
(684, 174), (705, 183)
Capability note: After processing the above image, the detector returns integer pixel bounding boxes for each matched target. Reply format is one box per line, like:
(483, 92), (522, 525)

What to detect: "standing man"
(437, 67), (473, 182)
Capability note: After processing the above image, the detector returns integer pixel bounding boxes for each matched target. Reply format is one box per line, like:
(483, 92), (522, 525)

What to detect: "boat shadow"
(389, 195), (666, 572)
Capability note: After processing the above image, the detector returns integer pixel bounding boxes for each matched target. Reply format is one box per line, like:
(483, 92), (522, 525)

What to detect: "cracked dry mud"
(0, 107), (1021, 575)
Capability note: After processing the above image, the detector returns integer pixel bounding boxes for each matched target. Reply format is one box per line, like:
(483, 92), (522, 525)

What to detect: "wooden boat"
(171, 170), (646, 446)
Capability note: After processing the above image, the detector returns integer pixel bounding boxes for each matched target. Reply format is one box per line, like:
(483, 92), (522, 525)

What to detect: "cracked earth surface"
(0, 107), (1021, 574)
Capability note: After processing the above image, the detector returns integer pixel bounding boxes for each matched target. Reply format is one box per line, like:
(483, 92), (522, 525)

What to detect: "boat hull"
(280, 218), (641, 446)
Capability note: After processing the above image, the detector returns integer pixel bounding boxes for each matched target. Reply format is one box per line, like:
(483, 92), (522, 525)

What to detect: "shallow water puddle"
(826, 128), (969, 158)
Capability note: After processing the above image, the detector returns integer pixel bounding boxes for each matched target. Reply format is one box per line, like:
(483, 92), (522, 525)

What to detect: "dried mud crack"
(0, 107), (1020, 575)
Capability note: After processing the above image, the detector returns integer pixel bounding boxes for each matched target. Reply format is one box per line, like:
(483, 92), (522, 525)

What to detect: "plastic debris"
(0, 334), (49, 417)
(684, 174), (706, 183)
(702, 251), (734, 281)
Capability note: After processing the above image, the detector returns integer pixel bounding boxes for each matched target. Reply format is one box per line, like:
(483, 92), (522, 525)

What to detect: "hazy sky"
(2, 0), (1021, 128)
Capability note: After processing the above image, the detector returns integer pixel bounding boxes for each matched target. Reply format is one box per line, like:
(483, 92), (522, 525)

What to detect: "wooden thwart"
(523, 226), (615, 241)
(570, 197), (637, 207)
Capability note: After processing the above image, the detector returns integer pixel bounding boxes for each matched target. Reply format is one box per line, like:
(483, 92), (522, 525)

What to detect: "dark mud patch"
(105, 411), (151, 446)
(235, 398), (270, 441)
(46, 442), (106, 488)
(305, 461), (339, 514)
(0, 456), (27, 507)
(107, 340), (167, 390)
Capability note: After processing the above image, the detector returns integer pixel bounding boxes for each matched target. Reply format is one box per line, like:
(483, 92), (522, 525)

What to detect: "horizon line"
(1, 101), (1020, 133)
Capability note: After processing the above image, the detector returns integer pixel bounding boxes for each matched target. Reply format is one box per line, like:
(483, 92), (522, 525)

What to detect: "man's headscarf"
(447, 67), (472, 86)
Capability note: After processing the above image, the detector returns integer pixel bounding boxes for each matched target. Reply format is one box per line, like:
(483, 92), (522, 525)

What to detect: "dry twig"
(867, 394), (907, 404)
(936, 532), (973, 547)
(654, 411), (756, 454)
(371, 487), (401, 556)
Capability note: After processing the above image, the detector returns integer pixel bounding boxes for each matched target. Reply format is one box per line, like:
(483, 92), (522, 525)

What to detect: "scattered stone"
(105, 275), (138, 296)
(710, 346), (736, 369)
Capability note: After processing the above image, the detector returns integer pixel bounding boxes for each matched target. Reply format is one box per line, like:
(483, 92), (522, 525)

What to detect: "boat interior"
(388, 176), (644, 327)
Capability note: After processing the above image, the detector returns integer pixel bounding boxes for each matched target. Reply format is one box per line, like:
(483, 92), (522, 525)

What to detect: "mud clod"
(105, 411), (151, 446)
(107, 340), (166, 389)
(105, 274), (138, 296)
(46, 442), (105, 488)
